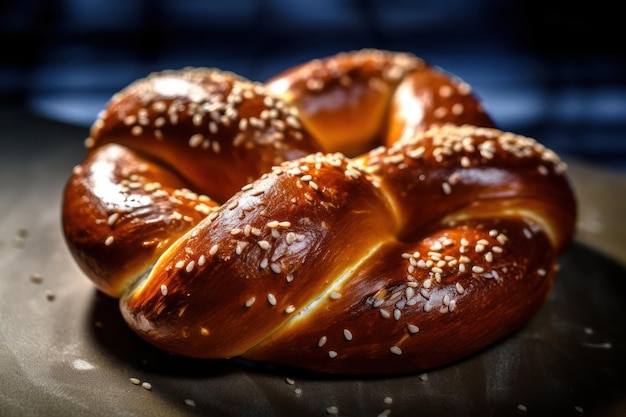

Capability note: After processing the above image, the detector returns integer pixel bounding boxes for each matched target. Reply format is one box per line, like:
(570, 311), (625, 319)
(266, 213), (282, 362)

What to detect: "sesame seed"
(189, 134), (203, 148)
(430, 241), (443, 251)
(343, 329), (353, 340)
(380, 309), (391, 319)
(30, 273), (43, 284)
(258, 240), (271, 250)
(407, 324), (419, 334)
(407, 146), (425, 159)
(130, 377), (141, 385)
(318, 336), (327, 347)
(439, 85), (453, 97)
(433, 107), (448, 118)
(328, 351), (337, 358)
(84, 137), (95, 148)
(329, 291), (342, 299)
(443, 294), (451, 305)
(472, 266), (484, 273)
(326, 406), (339, 415)
(270, 263), (282, 273)
(107, 213), (119, 225)
(104, 236), (114, 246)
(123, 115), (136, 126)
(245, 297), (256, 307)
(161, 284), (168, 296)
(405, 287), (415, 299)
(390, 346), (403, 355)
(267, 293), (277, 305)
(452, 103), (464, 115)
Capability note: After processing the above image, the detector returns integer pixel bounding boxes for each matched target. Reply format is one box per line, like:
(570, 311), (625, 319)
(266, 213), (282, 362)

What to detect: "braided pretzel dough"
(62, 49), (577, 375)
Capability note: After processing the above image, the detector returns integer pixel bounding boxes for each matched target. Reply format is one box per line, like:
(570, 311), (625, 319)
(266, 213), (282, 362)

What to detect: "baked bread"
(62, 49), (577, 375)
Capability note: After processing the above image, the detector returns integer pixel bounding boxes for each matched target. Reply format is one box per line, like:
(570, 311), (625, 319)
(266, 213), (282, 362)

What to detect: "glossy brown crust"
(64, 68), (322, 297)
(245, 218), (558, 375)
(88, 68), (323, 201)
(62, 144), (217, 297)
(266, 49), (495, 155)
(62, 49), (577, 375)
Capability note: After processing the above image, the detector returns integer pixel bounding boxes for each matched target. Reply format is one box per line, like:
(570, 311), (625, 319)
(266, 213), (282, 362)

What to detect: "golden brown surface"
(61, 49), (577, 375)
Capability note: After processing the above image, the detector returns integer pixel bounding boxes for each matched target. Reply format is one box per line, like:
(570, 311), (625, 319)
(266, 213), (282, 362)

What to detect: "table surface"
(1, 108), (625, 417)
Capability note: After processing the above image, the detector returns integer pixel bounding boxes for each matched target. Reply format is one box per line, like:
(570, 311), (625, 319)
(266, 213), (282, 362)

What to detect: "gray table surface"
(1, 109), (625, 417)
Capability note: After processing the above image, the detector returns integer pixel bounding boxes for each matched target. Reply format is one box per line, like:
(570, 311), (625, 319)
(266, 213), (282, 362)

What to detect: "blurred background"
(1, 0), (625, 171)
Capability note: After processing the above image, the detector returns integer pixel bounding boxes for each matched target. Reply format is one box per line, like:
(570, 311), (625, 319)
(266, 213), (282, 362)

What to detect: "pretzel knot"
(62, 49), (577, 375)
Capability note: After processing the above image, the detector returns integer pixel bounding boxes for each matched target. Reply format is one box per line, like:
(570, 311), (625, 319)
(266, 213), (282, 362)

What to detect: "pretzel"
(62, 49), (577, 375)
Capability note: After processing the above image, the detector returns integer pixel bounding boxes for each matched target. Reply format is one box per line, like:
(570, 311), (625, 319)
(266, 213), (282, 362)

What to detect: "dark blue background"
(2, 0), (625, 171)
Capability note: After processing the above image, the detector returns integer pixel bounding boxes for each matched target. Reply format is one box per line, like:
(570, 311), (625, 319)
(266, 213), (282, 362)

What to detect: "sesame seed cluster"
(62, 49), (577, 375)
(86, 67), (321, 202)
(94, 67), (307, 150)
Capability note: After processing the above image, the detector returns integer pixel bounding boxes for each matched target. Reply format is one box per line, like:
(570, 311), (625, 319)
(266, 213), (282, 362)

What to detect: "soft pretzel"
(62, 49), (577, 375)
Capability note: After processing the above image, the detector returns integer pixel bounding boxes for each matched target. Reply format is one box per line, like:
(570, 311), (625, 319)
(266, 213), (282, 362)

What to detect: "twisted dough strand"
(62, 49), (576, 375)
